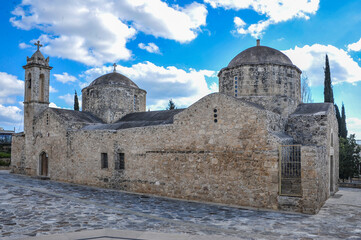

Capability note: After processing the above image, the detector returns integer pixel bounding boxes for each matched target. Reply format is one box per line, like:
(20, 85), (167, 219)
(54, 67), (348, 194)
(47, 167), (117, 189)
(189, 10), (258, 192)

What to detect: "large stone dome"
(219, 41), (301, 117)
(89, 72), (139, 89)
(227, 45), (293, 68)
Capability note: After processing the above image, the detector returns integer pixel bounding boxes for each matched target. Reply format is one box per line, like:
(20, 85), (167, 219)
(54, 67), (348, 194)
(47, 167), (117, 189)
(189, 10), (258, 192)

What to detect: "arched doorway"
(39, 152), (48, 176)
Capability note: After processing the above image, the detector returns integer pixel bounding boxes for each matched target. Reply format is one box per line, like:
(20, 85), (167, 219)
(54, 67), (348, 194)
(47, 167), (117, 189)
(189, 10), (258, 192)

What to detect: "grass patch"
(0, 152), (11, 158)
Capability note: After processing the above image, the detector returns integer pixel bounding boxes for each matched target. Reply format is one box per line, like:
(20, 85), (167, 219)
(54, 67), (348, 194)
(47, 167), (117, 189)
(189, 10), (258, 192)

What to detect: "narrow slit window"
(115, 153), (125, 170)
(133, 95), (137, 111)
(101, 153), (108, 169)
(331, 132), (333, 147)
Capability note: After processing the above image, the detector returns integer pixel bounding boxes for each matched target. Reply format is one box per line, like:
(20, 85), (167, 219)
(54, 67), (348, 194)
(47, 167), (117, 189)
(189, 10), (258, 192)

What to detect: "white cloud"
(10, 0), (207, 66)
(347, 117), (361, 139)
(81, 62), (217, 110)
(283, 44), (361, 86)
(49, 86), (58, 93)
(49, 102), (61, 108)
(206, 0), (319, 38)
(19, 42), (32, 49)
(234, 17), (246, 28)
(59, 93), (82, 109)
(115, 1), (207, 43)
(53, 72), (77, 84)
(0, 104), (22, 126)
(347, 38), (361, 52)
(0, 72), (24, 104)
(59, 93), (73, 106)
(138, 43), (161, 54)
(209, 82), (219, 93)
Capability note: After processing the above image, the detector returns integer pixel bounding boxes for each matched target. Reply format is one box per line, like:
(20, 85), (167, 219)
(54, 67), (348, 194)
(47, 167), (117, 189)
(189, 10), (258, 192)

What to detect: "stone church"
(11, 40), (338, 214)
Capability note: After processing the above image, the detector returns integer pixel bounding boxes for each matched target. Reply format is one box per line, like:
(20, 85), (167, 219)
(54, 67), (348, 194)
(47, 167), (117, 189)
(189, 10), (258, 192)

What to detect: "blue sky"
(1, 0), (361, 138)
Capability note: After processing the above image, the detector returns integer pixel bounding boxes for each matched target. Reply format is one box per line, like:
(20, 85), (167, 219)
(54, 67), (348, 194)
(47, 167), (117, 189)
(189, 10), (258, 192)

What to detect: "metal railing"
(279, 145), (302, 197)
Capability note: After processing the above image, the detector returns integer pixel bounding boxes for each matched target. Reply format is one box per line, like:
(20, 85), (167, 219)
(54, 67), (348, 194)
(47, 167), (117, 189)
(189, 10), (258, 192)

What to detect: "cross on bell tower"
(113, 63), (117, 72)
(34, 40), (43, 51)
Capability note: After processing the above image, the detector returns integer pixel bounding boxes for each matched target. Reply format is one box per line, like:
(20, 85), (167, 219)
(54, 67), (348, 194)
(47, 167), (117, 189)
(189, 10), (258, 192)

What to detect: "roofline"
(23, 63), (53, 70)
(289, 102), (334, 116)
(217, 62), (302, 77)
(81, 84), (147, 93)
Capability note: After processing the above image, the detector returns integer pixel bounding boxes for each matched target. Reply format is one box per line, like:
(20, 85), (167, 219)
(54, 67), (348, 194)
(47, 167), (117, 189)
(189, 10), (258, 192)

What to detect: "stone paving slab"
(1, 171), (361, 240)
(16, 229), (243, 240)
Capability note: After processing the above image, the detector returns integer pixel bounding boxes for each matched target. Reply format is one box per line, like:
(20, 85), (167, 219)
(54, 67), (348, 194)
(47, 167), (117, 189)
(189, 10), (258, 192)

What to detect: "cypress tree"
(324, 54), (334, 103)
(334, 104), (342, 137)
(340, 103), (348, 138)
(166, 99), (176, 110)
(74, 90), (79, 111)
(339, 134), (361, 181)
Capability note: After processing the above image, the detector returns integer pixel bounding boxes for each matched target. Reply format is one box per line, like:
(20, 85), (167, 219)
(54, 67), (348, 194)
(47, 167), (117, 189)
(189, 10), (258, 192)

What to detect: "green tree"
(340, 103), (347, 138)
(301, 73), (313, 103)
(324, 54), (334, 103)
(74, 90), (79, 111)
(166, 99), (176, 110)
(339, 134), (361, 181)
(334, 104), (342, 137)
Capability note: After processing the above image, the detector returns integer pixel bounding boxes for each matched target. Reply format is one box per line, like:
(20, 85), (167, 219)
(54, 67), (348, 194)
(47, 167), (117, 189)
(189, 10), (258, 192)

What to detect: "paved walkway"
(1, 170), (361, 240)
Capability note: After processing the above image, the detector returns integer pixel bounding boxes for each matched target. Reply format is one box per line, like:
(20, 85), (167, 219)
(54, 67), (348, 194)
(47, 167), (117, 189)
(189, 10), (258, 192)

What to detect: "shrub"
(0, 159), (10, 166)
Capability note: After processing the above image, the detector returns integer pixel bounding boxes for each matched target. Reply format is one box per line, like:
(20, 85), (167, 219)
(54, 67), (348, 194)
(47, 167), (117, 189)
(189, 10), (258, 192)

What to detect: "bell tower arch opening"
(39, 73), (45, 102)
(25, 72), (32, 102)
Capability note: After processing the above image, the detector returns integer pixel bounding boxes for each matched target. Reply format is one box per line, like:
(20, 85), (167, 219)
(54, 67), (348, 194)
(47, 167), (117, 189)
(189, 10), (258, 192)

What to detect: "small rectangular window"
(115, 153), (125, 170)
(234, 76), (238, 81)
(331, 132), (333, 147)
(101, 153), (108, 169)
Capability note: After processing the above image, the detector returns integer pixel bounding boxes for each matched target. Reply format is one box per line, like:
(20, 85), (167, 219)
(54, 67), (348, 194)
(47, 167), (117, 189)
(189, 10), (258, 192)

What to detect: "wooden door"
(40, 152), (48, 176)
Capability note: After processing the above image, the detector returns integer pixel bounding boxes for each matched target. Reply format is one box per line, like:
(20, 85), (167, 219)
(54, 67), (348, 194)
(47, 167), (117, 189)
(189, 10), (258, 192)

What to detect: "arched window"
(26, 73), (32, 102)
(39, 151), (48, 176)
(39, 74), (45, 102)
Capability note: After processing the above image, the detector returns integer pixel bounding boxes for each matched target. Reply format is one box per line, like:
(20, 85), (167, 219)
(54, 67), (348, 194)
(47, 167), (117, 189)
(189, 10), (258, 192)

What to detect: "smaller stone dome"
(89, 72), (139, 89)
(227, 46), (293, 68)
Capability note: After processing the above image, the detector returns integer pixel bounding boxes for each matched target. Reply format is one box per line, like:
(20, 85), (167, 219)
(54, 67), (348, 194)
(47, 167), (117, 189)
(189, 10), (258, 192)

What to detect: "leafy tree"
(324, 54), (334, 103)
(340, 103), (347, 138)
(301, 73), (313, 103)
(74, 90), (79, 111)
(334, 104), (342, 137)
(166, 99), (176, 110)
(339, 134), (361, 181)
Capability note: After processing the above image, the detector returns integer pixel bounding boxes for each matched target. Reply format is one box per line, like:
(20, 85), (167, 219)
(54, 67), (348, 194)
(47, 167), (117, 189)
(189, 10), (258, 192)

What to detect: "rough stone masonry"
(11, 40), (339, 214)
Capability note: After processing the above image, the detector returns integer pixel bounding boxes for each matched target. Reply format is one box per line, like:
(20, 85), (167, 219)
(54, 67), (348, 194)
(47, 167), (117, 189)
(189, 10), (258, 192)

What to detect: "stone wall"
(301, 146), (328, 214)
(25, 93), (290, 211)
(218, 64), (301, 117)
(82, 85), (146, 123)
(286, 103), (339, 195)
(10, 133), (25, 174)
(12, 92), (338, 214)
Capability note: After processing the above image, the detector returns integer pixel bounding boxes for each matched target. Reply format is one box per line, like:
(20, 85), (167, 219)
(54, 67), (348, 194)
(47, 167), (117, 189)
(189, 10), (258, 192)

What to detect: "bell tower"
(23, 41), (52, 135)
